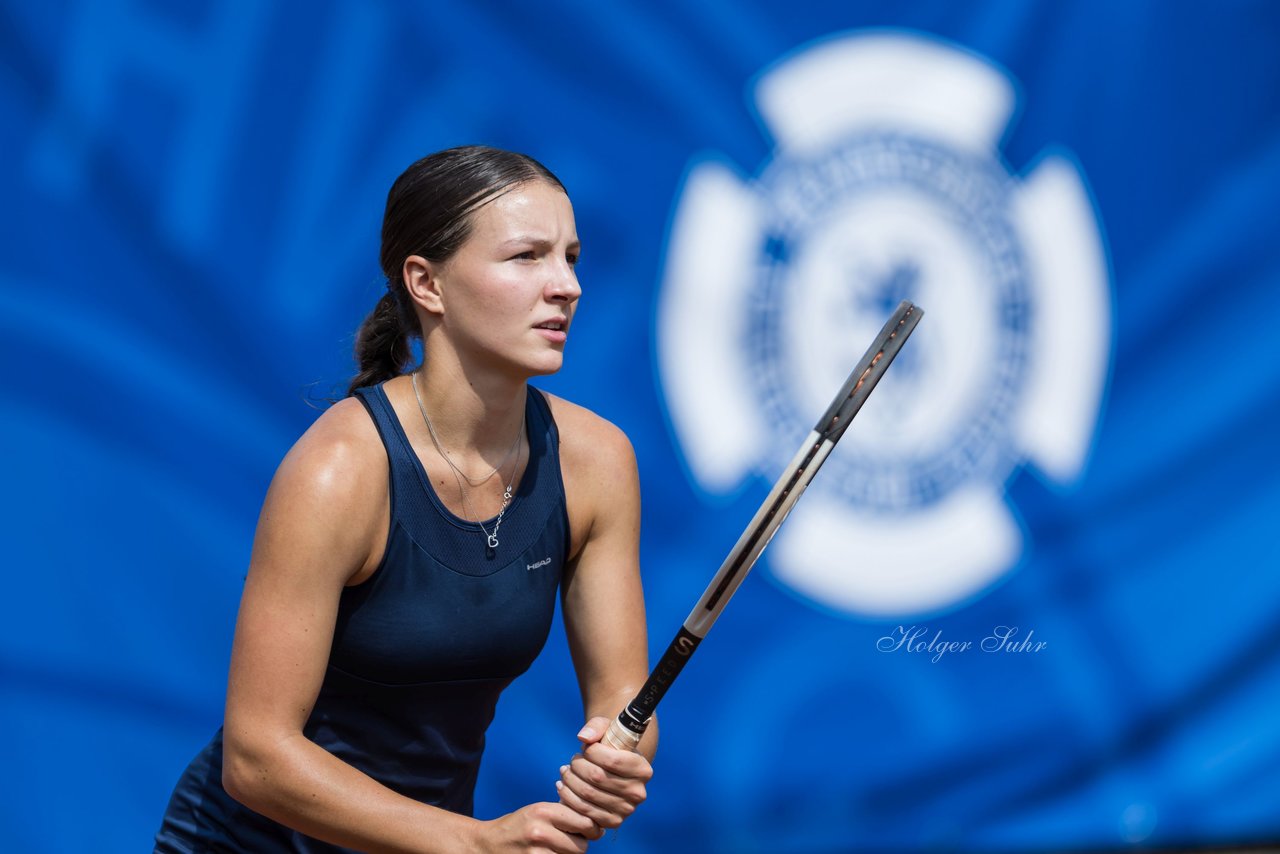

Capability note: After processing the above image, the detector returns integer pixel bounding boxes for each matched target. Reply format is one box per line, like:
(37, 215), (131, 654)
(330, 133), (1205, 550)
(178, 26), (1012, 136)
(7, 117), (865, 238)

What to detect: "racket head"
(813, 300), (923, 444)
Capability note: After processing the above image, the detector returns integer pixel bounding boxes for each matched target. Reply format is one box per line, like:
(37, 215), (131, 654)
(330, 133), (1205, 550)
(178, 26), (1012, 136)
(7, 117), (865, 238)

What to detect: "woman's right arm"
(220, 397), (597, 854)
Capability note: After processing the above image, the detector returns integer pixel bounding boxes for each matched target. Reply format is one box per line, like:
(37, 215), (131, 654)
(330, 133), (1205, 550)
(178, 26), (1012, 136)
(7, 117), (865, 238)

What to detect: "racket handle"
(601, 715), (644, 751)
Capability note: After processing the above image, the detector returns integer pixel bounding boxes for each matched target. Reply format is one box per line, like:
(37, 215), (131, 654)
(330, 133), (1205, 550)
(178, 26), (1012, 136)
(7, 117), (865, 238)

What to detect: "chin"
(527, 355), (565, 377)
(500, 350), (564, 379)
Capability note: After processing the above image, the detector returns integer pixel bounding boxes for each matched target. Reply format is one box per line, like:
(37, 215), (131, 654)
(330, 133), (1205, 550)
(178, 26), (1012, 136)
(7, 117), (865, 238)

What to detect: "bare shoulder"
(247, 395), (389, 586)
(541, 390), (637, 480)
(540, 390), (640, 560)
(270, 396), (387, 508)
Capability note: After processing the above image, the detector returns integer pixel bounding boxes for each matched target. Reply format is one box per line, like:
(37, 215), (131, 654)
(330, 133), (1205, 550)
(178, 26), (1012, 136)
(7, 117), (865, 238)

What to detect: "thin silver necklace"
(412, 371), (525, 550)
(412, 371), (523, 488)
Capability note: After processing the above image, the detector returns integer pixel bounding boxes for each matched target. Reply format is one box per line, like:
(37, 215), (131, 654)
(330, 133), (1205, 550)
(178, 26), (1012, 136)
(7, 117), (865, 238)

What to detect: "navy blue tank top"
(156, 384), (569, 852)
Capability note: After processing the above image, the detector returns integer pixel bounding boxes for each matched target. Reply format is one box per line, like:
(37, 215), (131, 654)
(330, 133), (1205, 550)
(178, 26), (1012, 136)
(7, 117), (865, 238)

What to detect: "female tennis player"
(156, 145), (656, 853)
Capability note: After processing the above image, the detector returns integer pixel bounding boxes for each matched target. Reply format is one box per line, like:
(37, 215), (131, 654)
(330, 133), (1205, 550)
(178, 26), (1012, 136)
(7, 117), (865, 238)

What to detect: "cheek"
(486, 271), (542, 312)
(460, 284), (537, 341)
(453, 268), (522, 314)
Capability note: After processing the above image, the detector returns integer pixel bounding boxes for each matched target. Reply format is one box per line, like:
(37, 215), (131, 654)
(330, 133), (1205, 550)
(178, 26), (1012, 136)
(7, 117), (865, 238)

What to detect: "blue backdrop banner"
(3, 1), (1278, 851)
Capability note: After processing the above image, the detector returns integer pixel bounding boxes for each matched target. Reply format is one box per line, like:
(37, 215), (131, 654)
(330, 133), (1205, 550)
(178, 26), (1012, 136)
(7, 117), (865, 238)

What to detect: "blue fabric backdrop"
(2, 1), (1278, 851)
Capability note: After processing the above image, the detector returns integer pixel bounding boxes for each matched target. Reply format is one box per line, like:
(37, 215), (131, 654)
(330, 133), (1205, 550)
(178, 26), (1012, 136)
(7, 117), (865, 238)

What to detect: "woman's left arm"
(555, 405), (657, 830)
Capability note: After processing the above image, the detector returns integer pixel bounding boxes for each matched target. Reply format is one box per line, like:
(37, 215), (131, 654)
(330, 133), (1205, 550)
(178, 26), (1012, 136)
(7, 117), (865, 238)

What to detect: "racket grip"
(601, 715), (644, 752)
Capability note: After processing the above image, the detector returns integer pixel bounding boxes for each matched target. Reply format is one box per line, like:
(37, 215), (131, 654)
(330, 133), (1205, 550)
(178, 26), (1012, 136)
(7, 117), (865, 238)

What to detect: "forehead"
(468, 180), (577, 241)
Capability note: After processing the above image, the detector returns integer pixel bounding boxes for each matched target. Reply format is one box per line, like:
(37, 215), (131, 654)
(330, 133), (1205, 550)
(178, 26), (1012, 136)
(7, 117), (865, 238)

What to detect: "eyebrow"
(499, 235), (582, 251)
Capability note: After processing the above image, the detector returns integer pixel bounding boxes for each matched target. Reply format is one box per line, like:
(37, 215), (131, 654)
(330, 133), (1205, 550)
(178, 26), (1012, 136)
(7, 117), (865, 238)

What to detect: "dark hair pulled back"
(347, 145), (566, 395)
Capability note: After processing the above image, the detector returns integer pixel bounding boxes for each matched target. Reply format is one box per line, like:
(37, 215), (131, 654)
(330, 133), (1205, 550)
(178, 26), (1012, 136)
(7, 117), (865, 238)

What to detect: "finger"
(542, 801), (601, 846)
(576, 716), (612, 746)
(560, 763), (636, 826)
(557, 830), (590, 854)
(568, 753), (648, 805)
(540, 831), (589, 854)
(557, 777), (623, 830)
(532, 833), (587, 854)
(583, 741), (654, 781)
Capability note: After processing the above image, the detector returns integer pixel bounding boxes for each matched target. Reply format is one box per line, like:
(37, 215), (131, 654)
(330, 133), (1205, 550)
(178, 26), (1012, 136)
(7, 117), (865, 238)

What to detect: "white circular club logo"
(657, 30), (1112, 617)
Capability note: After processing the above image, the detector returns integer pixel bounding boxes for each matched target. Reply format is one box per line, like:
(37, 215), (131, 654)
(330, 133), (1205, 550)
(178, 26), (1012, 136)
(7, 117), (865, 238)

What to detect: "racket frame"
(602, 300), (924, 749)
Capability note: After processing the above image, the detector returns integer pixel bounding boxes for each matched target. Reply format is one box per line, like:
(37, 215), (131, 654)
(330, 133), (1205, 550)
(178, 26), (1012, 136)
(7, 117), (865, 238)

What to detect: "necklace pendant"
(487, 533), (500, 549)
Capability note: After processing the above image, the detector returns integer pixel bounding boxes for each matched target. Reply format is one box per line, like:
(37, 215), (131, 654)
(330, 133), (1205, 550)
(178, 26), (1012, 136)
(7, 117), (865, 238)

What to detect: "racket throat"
(622, 627), (704, 731)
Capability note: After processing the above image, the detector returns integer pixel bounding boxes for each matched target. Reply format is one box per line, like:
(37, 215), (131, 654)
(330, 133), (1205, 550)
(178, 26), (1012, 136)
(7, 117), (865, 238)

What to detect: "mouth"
(534, 318), (569, 343)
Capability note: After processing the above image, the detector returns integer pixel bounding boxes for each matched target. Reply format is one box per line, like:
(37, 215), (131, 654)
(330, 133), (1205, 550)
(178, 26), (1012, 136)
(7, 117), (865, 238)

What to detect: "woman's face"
(429, 179), (582, 378)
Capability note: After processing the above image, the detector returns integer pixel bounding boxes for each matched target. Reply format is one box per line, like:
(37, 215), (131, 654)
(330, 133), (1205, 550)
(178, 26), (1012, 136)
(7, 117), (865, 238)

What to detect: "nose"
(546, 260), (582, 304)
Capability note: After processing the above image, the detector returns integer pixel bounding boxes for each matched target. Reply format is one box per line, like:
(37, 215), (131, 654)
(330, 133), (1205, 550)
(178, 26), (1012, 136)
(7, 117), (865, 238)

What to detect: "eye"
(511, 250), (536, 261)
(566, 251), (580, 267)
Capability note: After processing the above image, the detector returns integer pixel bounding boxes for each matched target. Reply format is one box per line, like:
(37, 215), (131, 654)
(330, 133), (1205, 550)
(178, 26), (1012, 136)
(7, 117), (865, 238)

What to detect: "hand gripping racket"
(603, 300), (924, 750)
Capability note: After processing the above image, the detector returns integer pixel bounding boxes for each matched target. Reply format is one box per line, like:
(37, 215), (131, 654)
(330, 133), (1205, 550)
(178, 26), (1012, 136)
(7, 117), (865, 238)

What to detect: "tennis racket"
(603, 299), (924, 749)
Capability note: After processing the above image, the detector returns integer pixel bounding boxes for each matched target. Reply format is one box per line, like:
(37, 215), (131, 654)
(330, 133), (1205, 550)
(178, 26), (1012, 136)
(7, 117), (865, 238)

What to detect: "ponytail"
(347, 292), (411, 395)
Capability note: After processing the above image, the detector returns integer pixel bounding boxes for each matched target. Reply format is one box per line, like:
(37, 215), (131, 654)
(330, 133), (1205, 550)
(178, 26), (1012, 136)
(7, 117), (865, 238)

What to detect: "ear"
(403, 255), (445, 316)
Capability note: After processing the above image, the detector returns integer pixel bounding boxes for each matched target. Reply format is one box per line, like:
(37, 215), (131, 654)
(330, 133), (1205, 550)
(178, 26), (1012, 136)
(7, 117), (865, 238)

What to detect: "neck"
(412, 360), (527, 457)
